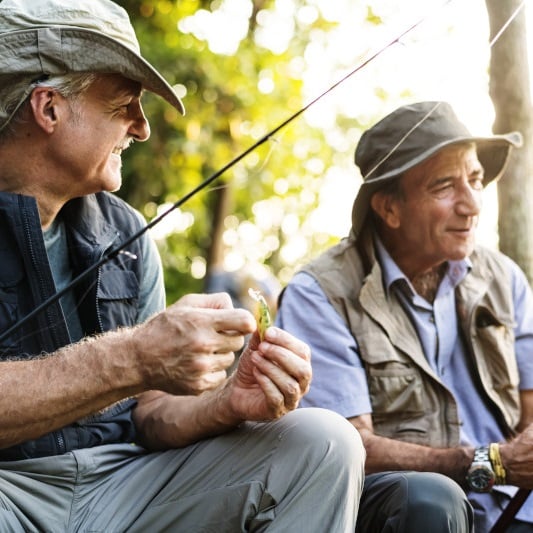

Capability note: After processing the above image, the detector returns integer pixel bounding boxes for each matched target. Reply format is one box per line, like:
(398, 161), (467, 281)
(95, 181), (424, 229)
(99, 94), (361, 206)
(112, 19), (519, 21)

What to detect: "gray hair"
(0, 72), (97, 140)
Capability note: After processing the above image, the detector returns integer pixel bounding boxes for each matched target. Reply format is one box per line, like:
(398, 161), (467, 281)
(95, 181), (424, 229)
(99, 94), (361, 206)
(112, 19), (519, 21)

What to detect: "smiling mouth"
(113, 138), (134, 155)
(449, 228), (475, 240)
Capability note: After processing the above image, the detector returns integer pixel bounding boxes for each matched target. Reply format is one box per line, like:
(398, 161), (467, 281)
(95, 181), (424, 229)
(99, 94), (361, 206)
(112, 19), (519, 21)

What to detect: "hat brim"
(0, 26), (185, 119)
(351, 131), (523, 239)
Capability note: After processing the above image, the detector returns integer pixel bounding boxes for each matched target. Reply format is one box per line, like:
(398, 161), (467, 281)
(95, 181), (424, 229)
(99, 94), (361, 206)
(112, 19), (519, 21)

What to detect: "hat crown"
(0, 0), (140, 54)
(355, 101), (471, 183)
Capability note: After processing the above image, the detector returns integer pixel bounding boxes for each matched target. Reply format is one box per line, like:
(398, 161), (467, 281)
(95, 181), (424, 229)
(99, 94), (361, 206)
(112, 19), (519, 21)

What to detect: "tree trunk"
(204, 180), (232, 284)
(486, 0), (533, 282)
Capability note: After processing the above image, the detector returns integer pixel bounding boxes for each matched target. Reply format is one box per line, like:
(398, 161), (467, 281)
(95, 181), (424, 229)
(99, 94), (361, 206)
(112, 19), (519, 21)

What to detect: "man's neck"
(411, 263), (447, 303)
(0, 180), (64, 230)
(0, 135), (66, 229)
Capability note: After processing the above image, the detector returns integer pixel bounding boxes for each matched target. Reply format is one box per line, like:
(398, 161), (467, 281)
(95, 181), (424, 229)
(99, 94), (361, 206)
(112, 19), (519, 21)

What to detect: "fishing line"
(359, 0), (527, 184)
(489, 0), (526, 47)
(1, 0), (521, 344)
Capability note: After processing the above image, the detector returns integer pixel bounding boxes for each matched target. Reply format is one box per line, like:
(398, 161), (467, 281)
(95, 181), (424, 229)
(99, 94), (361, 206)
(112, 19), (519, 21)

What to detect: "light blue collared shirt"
(276, 238), (533, 529)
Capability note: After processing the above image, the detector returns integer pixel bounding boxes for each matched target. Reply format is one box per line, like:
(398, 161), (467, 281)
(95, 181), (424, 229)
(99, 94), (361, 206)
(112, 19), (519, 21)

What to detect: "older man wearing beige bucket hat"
(0, 0), (365, 530)
(277, 100), (533, 531)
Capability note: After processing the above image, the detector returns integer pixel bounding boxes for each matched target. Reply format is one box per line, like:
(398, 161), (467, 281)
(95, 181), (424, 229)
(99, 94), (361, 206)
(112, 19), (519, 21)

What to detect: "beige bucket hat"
(0, 0), (185, 132)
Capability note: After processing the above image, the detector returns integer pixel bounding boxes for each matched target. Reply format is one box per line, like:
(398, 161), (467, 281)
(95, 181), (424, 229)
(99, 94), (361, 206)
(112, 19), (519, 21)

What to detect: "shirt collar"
(374, 234), (472, 299)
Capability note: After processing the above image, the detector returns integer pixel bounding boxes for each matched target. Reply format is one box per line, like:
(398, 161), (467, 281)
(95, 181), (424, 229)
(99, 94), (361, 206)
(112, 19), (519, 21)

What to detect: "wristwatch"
(466, 446), (496, 492)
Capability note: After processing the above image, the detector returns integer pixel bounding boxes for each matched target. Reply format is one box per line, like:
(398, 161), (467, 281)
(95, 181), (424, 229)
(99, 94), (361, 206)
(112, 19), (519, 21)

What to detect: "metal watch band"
(473, 445), (490, 463)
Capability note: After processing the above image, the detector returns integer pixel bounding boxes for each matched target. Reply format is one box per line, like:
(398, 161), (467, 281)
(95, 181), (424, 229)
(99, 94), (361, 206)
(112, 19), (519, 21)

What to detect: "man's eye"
(434, 182), (453, 192)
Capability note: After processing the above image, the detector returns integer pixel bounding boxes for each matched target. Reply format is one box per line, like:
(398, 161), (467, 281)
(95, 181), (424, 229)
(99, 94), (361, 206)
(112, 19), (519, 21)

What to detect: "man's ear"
(370, 190), (401, 229)
(29, 87), (59, 133)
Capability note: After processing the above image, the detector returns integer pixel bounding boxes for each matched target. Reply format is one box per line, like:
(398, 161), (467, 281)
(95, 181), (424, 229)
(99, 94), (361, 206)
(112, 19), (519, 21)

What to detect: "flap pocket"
(369, 368), (424, 417)
(97, 270), (139, 300)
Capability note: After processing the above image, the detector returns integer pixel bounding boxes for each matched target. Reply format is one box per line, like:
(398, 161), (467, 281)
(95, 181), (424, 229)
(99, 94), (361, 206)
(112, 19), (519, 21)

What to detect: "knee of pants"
(401, 472), (468, 509)
(276, 408), (365, 475)
(401, 472), (473, 532)
(359, 471), (473, 533)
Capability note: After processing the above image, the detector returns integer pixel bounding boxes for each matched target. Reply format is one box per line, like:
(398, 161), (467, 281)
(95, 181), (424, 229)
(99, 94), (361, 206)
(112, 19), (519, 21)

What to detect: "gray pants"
(356, 471), (474, 533)
(0, 408), (364, 532)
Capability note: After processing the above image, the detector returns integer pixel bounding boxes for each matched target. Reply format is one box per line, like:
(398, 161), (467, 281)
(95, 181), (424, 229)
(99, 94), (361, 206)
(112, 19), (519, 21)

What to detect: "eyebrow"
(112, 78), (143, 97)
(431, 176), (454, 186)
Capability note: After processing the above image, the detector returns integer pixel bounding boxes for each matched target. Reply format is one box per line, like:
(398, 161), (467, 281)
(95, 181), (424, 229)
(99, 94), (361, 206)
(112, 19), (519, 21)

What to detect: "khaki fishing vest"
(303, 232), (520, 447)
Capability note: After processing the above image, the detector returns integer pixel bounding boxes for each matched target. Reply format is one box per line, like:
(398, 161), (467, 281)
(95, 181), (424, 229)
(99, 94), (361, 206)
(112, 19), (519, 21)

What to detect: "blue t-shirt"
(43, 211), (165, 342)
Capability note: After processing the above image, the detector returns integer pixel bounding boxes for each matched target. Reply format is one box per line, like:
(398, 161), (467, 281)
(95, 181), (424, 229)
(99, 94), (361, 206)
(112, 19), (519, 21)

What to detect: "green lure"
(248, 288), (272, 341)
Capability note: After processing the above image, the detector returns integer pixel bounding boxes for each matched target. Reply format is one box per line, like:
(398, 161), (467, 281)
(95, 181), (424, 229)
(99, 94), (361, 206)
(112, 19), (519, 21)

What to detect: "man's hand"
(130, 293), (256, 395)
(222, 326), (312, 422)
(500, 423), (533, 489)
(131, 297), (311, 449)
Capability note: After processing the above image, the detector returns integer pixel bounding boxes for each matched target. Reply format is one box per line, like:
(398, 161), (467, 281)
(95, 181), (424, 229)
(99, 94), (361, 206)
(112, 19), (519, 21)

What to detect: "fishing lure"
(248, 288), (272, 341)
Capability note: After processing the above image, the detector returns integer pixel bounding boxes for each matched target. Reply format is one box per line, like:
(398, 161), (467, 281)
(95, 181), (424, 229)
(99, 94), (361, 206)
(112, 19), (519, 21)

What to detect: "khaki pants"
(0, 408), (364, 532)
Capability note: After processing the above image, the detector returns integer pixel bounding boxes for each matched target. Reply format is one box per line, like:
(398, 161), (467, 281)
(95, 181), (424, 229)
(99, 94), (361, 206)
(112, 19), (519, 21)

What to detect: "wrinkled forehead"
(91, 73), (144, 96)
(401, 142), (483, 184)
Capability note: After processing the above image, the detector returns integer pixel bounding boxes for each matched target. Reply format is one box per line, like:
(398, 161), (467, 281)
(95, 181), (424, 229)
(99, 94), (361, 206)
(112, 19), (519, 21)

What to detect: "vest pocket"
(474, 307), (518, 392)
(96, 269), (140, 328)
(368, 365), (425, 417)
(368, 366), (430, 442)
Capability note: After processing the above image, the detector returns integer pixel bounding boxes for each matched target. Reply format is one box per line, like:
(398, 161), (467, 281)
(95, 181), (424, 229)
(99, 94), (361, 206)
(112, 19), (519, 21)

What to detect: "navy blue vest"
(0, 191), (145, 459)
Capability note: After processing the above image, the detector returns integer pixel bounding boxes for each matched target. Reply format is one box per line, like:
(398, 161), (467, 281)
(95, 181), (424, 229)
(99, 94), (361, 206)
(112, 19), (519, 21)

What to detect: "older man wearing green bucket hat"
(0, 0), (365, 530)
(277, 100), (533, 532)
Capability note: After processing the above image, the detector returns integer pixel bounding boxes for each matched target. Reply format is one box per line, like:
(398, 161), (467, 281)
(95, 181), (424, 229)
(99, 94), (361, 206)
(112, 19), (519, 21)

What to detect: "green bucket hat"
(0, 0), (185, 132)
(352, 101), (522, 239)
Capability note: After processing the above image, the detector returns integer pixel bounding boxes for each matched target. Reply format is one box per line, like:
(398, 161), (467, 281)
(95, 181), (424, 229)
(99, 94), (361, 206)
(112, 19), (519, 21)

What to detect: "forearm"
(357, 426), (473, 485)
(133, 385), (244, 450)
(0, 329), (145, 448)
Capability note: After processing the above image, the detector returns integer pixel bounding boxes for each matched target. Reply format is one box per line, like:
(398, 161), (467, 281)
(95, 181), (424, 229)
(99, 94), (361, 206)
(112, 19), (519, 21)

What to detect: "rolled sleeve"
(507, 257), (533, 390)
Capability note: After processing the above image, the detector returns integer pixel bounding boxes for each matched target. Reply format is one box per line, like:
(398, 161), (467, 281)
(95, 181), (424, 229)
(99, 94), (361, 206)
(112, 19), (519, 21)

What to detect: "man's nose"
(129, 102), (150, 142)
(456, 180), (482, 216)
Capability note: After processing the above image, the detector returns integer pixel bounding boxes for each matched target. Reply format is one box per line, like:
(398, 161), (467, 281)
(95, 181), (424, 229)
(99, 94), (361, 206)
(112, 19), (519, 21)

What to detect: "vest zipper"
(23, 210), (53, 314)
(95, 233), (120, 333)
(55, 430), (66, 455)
(21, 199), (68, 349)
(21, 200), (69, 455)
(95, 270), (104, 333)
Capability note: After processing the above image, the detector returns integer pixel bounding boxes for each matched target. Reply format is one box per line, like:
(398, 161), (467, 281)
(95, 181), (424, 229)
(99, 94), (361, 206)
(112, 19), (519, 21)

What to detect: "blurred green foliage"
(106, 1), (521, 304)
(114, 0), (363, 304)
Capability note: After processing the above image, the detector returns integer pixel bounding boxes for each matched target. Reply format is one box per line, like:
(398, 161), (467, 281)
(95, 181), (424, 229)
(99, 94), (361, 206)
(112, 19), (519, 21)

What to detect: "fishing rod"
(0, 1), (452, 345)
